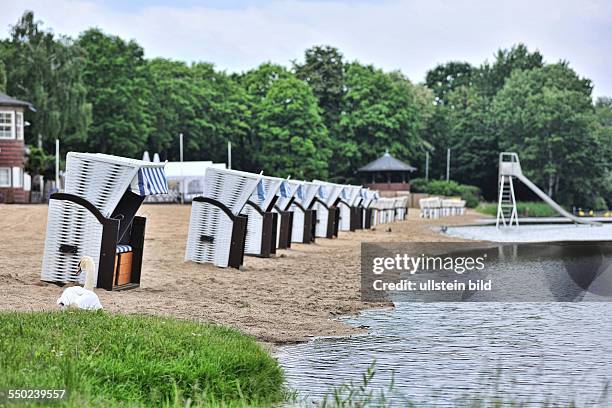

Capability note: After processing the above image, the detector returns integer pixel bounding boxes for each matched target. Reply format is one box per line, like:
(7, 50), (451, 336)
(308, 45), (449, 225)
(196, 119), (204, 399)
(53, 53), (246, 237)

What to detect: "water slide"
(499, 152), (600, 226)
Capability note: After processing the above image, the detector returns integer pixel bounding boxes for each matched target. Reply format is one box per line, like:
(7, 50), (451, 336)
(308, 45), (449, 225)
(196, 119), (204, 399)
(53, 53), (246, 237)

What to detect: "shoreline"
(0, 204), (479, 346)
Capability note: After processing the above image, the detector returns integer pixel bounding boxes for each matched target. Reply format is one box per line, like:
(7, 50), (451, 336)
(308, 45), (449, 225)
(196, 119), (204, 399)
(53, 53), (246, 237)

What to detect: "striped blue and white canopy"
(279, 181), (291, 198)
(341, 187), (349, 200)
(296, 185), (304, 200)
(317, 185), (328, 199)
(256, 179), (266, 202)
(131, 166), (168, 196)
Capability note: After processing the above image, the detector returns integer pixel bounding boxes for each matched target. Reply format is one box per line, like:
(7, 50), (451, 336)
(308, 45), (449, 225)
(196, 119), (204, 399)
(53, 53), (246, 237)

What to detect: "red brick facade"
(0, 139), (27, 203)
(0, 139), (26, 166)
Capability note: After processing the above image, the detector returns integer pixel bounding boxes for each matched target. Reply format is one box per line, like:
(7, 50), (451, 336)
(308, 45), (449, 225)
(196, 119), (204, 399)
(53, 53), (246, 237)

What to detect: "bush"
(593, 196), (608, 211)
(412, 179), (482, 208)
(458, 185), (481, 208)
(0, 311), (285, 407)
(409, 178), (429, 193)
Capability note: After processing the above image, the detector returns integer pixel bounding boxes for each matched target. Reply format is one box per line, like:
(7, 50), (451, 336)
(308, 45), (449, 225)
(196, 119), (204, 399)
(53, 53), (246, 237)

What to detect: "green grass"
(476, 201), (560, 218)
(0, 311), (284, 407)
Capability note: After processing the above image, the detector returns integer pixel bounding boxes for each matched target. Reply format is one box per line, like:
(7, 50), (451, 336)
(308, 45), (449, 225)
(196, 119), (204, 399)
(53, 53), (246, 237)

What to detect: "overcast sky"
(2, 0), (611, 97)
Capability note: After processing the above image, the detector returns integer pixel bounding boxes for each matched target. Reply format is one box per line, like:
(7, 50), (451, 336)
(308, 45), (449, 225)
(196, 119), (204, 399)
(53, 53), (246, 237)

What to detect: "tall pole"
(446, 148), (451, 182)
(179, 133), (184, 204)
(55, 139), (60, 190)
(227, 141), (232, 169)
(179, 133), (184, 162)
(425, 151), (430, 181)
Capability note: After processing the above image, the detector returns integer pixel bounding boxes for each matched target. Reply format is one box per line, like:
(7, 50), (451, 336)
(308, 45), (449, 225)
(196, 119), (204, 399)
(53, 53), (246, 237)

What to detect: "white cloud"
(1, 0), (611, 96)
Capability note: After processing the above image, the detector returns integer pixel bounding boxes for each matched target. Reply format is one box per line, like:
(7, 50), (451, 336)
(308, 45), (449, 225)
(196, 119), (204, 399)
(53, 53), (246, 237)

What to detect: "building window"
(0, 168), (11, 187)
(0, 111), (14, 139)
(16, 112), (24, 140)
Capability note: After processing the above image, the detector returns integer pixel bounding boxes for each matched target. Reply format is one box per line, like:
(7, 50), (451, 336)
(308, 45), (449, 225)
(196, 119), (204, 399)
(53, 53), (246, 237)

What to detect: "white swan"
(57, 256), (103, 310)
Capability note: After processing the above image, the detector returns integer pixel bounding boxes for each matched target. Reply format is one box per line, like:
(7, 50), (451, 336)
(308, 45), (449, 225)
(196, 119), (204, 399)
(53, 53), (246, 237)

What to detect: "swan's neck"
(83, 264), (96, 291)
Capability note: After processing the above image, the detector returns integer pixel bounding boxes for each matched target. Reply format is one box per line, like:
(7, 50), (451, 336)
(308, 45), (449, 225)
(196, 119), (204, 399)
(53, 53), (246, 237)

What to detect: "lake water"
(278, 238), (612, 406)
(278, 302), (612, 406)
(444, 223), (612, 242)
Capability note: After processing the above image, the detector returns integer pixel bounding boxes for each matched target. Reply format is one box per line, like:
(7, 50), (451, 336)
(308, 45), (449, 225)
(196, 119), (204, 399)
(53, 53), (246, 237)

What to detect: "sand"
(0, 204), (478, 345)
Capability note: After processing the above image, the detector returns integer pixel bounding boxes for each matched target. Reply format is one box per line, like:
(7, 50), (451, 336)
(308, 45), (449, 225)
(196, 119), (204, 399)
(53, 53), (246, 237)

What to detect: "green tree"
(444, 86), (497, 195)
(423, 44), (546, 198)
(238, 63), (292, 99)
(77, 28), (151, 157)
(593, 97), (612, 208)
(146, 60), (250, 166)
(294, 46), (348, 180)
(2, 11), (90, 152)
(422, 62), (476, 180)
(425, 61), (474, 105)
(251, 74), (331, 179)
(492, 63), (602, 206)
(340, 63), (426, 181)
(294, 46), (345, 132)
(24, 145), (55, 180)
(476, 43), (544, 98)
(0, 42), (6, 92)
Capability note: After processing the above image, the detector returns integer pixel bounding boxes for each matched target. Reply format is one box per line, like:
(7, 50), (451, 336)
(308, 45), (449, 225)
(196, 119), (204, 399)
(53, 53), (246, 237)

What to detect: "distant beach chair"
(312, 181), (343, 238)
(394, 196), (410, 221)
(338, 185), (363, 232)
(441, 198), (466, 216)
(289, 181), (318, 244)
(41, 152), (168, 290)
(185, 167), (260, 268)
(386, 198), (396, 223)
(361, 189), (378, 229)
(273, 180), (299, 249)
(241, 175), (285, 258)
(419, 197), (442, 219)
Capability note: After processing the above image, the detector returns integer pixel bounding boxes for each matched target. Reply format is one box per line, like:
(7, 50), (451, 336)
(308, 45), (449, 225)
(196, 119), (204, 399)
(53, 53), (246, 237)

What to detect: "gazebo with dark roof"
(0, 92), (35, 110)
(358, 150), (416, 192)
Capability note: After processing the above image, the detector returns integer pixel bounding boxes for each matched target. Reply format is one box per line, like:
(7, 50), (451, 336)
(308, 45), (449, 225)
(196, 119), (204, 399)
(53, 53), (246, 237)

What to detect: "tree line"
(1, 11), (610, 208)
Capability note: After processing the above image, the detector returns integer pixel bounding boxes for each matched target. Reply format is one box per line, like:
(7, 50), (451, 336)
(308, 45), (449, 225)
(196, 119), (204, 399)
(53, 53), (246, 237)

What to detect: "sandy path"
(0, 204), (479, 344)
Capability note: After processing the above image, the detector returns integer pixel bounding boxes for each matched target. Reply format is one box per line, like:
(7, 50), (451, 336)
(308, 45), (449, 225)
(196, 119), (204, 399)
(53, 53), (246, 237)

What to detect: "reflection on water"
(278, 303), (612, 406)
(362, 242), (612, 303)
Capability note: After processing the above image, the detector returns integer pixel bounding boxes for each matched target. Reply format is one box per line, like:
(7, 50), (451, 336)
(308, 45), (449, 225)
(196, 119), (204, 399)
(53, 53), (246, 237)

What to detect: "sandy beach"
(0, 204), (478, 344)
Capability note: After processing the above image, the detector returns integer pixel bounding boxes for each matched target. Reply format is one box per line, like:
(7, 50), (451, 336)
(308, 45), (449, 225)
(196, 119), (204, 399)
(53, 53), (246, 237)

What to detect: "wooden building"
(358, 150), (416, 196)
(0, 92), (33, 203)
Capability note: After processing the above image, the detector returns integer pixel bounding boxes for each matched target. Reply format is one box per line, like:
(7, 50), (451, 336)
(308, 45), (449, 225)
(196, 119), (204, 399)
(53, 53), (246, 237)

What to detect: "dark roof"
(0, 92), (35, 111)
(358, 151), (417, 172)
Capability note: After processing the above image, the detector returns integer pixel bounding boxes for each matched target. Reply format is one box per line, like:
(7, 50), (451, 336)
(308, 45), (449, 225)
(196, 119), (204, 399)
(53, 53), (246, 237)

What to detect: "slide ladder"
(496, 173), (518, 227)
(496, 152), (600, 227)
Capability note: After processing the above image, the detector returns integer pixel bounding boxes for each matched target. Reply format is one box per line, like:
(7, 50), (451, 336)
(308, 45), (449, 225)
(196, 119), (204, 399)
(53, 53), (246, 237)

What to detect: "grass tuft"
(0, 311), (284, 407)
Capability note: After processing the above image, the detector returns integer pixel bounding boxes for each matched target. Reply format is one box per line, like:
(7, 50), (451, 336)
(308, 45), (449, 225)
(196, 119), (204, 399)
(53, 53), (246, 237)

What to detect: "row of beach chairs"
(419, 197), (466, 219)
(40, 153), (410, 290)
(369, 196), (410, 225)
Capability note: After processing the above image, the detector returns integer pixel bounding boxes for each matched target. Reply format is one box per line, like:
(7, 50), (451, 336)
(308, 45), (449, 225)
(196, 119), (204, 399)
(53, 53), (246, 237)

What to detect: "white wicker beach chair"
(440, 198), (466, 216)
(273, 180), (299, 249)
(41, 152), (168, 290)
(374, 197), (395, 224)
(241, 175), (283, 257)
(394, 196), (410, 221)
(360, 189), (374, 229)
(338, 185), (363, 232)
(185, 168), (261, 268)
(419, 197), (442, 219)
(312, 181), (343, 238)
(289, 181), (318, 244)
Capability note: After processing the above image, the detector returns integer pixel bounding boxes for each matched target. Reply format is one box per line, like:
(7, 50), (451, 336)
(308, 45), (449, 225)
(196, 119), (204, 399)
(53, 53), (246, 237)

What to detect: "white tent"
(164, 161), (226, 203)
